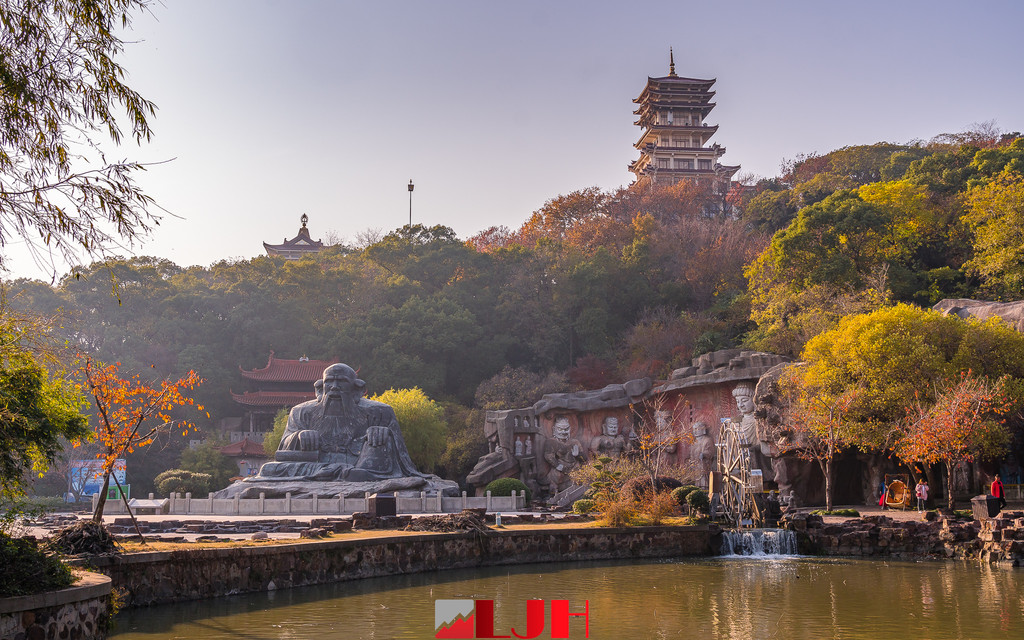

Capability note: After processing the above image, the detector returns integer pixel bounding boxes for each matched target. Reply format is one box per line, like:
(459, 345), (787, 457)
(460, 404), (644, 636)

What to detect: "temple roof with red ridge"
(239, 352), (338, 383)
(230, 390), (316, 407)
(219, 437), (267, 457)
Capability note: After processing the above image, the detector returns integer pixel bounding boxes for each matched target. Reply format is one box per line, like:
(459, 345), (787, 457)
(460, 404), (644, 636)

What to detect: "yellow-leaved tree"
(368, 388), (447, 474)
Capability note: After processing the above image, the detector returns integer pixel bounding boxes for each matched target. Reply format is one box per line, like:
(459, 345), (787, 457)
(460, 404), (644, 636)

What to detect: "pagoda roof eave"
(230, 390), (316, 407)
(240, 353), (339, 382)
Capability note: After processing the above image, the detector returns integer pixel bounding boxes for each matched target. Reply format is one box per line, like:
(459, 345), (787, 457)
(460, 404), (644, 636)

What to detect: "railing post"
(185, 492), (192, 514)
(234, 494), (240, 515)
(436, 491), (443, 513)
(338, 493), (345, 514)
(461, 491), (467, 510)
(208, 492), (215, 514)
(312, 494), (319, 514)
(486, 490), (492, 512)
(259, 492), (266, 515)
(421, 491), (427, 513)
(286, 492), (292, 514)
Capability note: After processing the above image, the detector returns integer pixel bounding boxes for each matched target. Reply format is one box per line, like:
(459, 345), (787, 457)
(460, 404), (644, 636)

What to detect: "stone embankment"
(783, 510), (1024, 566)
(71, 522), (709, 607)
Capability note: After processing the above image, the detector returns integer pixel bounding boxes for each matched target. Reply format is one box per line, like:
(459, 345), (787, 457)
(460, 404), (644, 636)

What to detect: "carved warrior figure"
(653, 410), (678, 453)
(689, 421), (715, 486)
(544, 417), (585, 493)
(257, 364), (427, 482)
(590, 416), (627, 457)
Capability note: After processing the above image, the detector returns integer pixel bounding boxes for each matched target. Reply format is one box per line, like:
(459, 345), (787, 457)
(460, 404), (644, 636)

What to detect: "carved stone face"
(733, 388), (755, 415)
(603, 417), (619, 436)
(655, 410), (672, 430)
(553, 418), (572, 442)
(322, 364), (362, 400)
(692, 421), (708, 437)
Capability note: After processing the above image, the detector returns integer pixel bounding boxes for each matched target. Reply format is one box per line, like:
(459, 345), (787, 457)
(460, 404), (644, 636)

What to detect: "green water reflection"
(112, 557), (1024, 639)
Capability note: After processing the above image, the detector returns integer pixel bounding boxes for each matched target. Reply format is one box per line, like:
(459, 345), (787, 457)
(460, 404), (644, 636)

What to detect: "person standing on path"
(992, 474), (1007, 511)
(915, 479), (928, 511)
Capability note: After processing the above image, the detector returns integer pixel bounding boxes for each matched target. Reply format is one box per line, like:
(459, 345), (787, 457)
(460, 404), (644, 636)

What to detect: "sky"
(6, 0), (1024, 281)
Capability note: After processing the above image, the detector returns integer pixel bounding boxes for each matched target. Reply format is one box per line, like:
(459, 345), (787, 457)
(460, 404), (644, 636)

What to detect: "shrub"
(598, 496), (637, 527)
(572, 498), (596, 514)
(154, 469), (212, 497)
(810, 508), (860, 517)
(640, 489), (678, 525)
(485, 477), (532, 504)
(621, 476), (683, 500)
(671, 485), (699, 507)
(686, 489), (709, 513)
(0, 531), (74, 597)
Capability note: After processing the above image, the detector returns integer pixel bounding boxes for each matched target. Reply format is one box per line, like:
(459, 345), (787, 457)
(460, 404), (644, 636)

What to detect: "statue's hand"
(366, 425), (390, 447)
(293, 429), (320, 451)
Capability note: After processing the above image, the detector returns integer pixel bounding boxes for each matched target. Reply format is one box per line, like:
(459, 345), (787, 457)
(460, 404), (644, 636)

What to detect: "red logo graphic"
(435, 599), (590, 639)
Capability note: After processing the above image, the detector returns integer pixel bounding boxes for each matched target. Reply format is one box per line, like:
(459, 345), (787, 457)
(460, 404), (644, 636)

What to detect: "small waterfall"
(720, 529), (798, 556)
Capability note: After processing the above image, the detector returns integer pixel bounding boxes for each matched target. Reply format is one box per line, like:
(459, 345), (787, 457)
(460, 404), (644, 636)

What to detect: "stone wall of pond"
(784, 510), (1024, 567)
(74, 526), (711, 607)
(0, 572), (111, 640)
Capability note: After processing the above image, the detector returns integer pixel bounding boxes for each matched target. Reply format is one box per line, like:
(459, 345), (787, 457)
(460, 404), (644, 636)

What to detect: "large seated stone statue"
(215, 364), (459, 499)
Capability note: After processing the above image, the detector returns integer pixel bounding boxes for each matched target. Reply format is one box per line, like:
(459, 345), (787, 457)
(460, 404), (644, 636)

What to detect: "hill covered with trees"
(7, 125), (1023, 488)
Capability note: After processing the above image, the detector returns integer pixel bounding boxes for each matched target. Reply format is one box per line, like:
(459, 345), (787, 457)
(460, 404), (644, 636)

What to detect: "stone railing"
(0, 571), (111, 640)
(95, 490), (527, 516)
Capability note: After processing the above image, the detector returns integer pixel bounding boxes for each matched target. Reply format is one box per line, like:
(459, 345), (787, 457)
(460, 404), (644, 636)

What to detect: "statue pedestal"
(212, 474), (460, 500)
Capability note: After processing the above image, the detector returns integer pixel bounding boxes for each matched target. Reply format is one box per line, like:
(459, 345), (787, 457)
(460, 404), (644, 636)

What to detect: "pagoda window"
(675, 159), (693, 170)
(698, 159), (712, 170)
(666, 110), (674, 124)
(657, 158), (670, 169)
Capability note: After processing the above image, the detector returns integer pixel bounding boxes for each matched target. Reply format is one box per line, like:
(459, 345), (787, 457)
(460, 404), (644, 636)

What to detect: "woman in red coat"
(992, 474), (1007, 510)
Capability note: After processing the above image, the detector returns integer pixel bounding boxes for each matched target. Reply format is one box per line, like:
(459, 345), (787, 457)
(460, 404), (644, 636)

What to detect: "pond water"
(111, 556), (1024, 639)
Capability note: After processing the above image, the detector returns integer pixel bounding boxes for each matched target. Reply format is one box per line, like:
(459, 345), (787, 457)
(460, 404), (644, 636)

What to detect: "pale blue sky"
(6, 0), (1023, 280)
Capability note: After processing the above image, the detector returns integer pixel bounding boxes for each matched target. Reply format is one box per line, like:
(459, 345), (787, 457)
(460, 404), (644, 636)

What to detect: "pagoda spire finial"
(668, 47), (677, 77)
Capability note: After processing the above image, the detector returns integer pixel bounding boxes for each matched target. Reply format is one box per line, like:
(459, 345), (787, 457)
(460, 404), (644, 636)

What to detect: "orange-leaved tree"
(779, 369), (863, 512)
(81, 358), (205, 521)
(896, 372), (1011, 510)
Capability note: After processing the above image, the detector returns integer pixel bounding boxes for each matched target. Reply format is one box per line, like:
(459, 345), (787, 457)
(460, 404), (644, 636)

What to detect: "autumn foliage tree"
(896, 372), (1011, 509)
(778, 370), (862, 512)
(81, 358), (204, 521)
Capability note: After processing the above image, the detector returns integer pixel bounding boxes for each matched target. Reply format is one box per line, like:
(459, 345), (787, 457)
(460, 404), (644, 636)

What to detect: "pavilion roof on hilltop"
(230, 390), (316, 407)
(240, 353), (338, 382)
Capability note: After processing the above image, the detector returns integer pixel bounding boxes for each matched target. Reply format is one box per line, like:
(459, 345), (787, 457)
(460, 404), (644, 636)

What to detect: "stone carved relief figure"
(689, 421), (715, 487)
(654, 410), (678, 454)
(732, 382), (775, 482)
(257, 364), (427, 482)
(590, 416), (627, 457)
(543, 417), (585, 494)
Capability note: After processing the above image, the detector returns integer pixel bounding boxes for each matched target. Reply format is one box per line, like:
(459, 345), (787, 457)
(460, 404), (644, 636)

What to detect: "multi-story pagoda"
(227, 352), (338, 441)
(263, 214), (325, 260)
(628, 49), (740, 188)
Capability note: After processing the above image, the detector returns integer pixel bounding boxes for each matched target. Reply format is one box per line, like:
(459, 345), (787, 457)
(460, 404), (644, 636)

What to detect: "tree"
(778, 369), (862, 512)
(0, 291), (88, 499)
(263, 408), (288, 457)
(367, 387), (446, 474)
(81, 358), (203, 521)
(177, 441), (238, 490)
(962, 171), (1024, 297)
(896, 373), (1011, 510)
(629, 396), (691, 488)
(0, 0), (160, 273)
(0, 360), (88, 498)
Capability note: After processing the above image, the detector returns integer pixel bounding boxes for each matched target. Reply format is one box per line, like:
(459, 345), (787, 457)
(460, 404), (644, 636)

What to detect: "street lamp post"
(408, 179), (414, 226)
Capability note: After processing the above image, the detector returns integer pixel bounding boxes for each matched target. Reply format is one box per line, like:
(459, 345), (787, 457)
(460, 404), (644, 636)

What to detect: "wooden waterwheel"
(715, 422), (756, 529)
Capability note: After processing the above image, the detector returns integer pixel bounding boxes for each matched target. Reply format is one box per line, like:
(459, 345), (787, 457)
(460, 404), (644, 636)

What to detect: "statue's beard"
(322, 392), (359, 417)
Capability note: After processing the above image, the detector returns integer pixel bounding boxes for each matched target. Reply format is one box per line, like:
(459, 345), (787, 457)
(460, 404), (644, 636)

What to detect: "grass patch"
(810, 508), (861, 517)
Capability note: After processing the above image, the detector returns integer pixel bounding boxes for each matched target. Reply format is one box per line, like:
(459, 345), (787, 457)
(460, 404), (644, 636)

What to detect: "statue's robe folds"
(256, 398), (426, 481)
